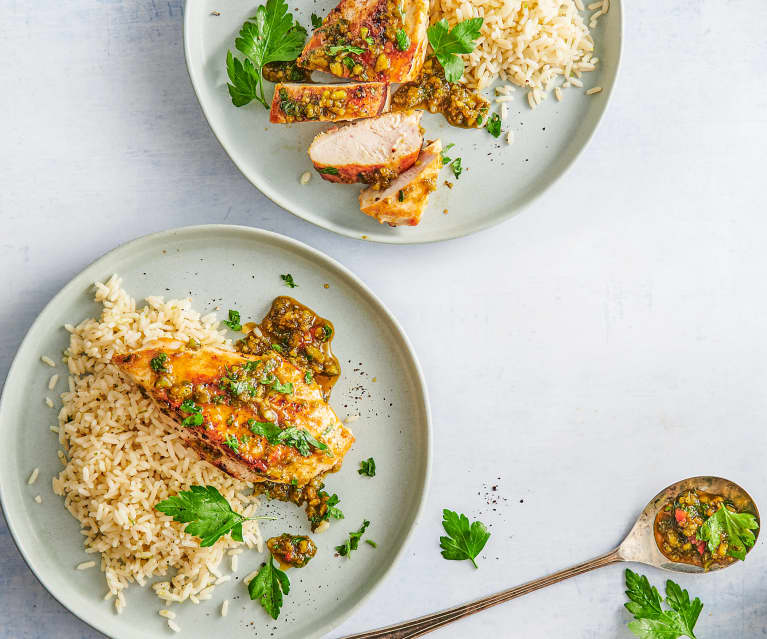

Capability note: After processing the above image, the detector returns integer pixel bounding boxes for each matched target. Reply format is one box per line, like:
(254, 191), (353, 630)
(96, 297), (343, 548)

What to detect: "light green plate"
(0, 225), (431, 639)
(184, 0), (622, 243)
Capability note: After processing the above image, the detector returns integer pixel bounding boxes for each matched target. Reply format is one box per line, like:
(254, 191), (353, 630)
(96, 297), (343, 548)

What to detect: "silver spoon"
(341, 476), (759, 639)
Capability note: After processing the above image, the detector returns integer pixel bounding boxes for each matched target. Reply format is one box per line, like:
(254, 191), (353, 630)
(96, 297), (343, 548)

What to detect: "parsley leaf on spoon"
(696, 504), (759, 560)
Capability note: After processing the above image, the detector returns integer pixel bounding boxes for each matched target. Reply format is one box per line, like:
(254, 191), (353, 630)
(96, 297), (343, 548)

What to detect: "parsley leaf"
(395, 29), (410, 51)
(224, 433), (240, 452)
(304, 370), (313, 384)
(449, 157), (462, 179)
(279, 426), (328, 456)
(150, 352), (168, 372)
(440, 143), (455, 165)
(427, 18), (483, 82)
(326, 44), (365, 56)
(223, 309), (242, 331)
(486, 112), (502, 137)
(325, 493), (344, 520)
(248, 419), (328, 456)
(310, 13), (322, 29)
(365, 539), (377, 548)
(335, 519), (371, 557)
(248, 556), (290, 619)
(155, 485), (274, 547)
(318, 166), (339, 175)
(280, 273), (297, 288)
(226, 0), (308, 109)
(179, 399), (204, 427)
(624, 569), (702, 639)
(439, 509), (490, 568)
(358, 457), (376, 477)
(270, 379), (294, 394)
(697, 504), (759, 561)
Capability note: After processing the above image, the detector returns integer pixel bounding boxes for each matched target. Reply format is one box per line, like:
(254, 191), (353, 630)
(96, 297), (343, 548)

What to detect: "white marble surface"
(2, 0), (767, 637)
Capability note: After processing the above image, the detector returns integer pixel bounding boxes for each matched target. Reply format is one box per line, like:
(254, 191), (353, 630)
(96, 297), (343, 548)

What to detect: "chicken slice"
(113, 339), (353, 486)
(270, 82), (389, 124)
(308, 110), (423, 184)
(359, 139), (442, 226)
(298, 0), (428, 83)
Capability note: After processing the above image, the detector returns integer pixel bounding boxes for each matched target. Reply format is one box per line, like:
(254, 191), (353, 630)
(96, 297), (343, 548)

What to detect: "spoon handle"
(340, 548), (623, 639)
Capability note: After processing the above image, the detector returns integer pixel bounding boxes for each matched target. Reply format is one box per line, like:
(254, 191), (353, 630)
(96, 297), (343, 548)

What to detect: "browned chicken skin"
(269, 82), (390, 124)
(114, 339), (353, 486)
(298, 0), (429, 83)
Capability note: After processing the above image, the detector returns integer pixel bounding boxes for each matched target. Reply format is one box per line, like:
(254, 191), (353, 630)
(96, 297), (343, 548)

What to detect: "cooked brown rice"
(52, 275), (263, 612)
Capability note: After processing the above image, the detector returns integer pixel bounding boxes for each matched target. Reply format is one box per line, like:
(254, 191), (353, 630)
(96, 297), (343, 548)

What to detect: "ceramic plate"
(0, 225), (431, 639)
(184, 0), (622, 243)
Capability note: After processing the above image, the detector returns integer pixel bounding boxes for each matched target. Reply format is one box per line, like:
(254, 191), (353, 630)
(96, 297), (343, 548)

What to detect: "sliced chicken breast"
(113, 339), (354, 486)
(308, 110), (423, 184)
(359, 139), (442, 226)
(298, 0), (429, 83)
(270, 82), (389, 124)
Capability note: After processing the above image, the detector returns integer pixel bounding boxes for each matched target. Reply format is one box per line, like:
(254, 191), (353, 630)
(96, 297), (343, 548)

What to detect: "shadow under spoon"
(340, 475), (759, 639)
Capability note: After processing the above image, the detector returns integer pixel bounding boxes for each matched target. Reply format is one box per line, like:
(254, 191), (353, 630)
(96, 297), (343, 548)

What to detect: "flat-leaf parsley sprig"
(248, 556), (291, 619)
(624, 569), (703, 639)
(439, 509), (490, 568)
(426, 18), (483, 83)
(155, 485), (276, 547)
(226, 0), (308, 109)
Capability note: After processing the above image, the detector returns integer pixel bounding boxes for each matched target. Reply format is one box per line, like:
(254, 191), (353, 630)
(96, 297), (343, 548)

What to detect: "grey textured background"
(2, 0), (767, 637)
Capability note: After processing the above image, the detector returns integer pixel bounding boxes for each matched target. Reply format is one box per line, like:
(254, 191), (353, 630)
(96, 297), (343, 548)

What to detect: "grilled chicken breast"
(308, 110), (423, 184)
(359, 139), (441, 226)
(270, 82), (389, 124)
(298, 0), (428, 82)
(114, 339), (353, 486)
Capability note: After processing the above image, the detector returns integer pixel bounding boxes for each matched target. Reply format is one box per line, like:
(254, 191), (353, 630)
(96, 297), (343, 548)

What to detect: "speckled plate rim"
(0, 224), (432, 639)
(182, 1), (624, 245)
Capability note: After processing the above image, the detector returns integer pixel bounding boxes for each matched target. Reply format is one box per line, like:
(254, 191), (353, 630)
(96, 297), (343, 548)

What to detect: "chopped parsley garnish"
(155, 485), (275, 547)
(248, 420), (328, 456)
(441, 145), (464, 179)
(326, 43), (365, 56)
(343, 56), (356, 71)
(224, 434), (240, 452)
(223, 309), (242, 331)
(624, 569), (702, 639)
(486, 112), (502, 138)
(697, 504), (758, 560)
(228, 378), (256, 397)
(365, 36), (375, 46)
(427, 17), (483, 83)
(449, 157), (463, 179)
(397, 189), (405, 202)
(310, 13), (322, 29)
(150, 352), (169, 372)
(395, 29), (410, 51)
(358, 457), (376, 477)
(248, 556), (290, 619)
(318, 166), (339, 175)
(365, 539), (377, 548)
(304, 370), (313, 384)
(439, 509), (490, 568)
(280, 273), (297, 288)
(291, 478), (298, 486)
(271, 343), (283, 352)
(179, 399), (204, 427)
(271, 380), (294, 394)
(322, 324), (333, 340)
(335, 519), (371, 557)
(225, 0), (308, 109)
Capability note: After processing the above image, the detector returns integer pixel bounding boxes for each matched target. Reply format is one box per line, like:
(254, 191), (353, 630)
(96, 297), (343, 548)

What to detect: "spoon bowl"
(341, 475), (760, 639)
(617, 475), (760, 573)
